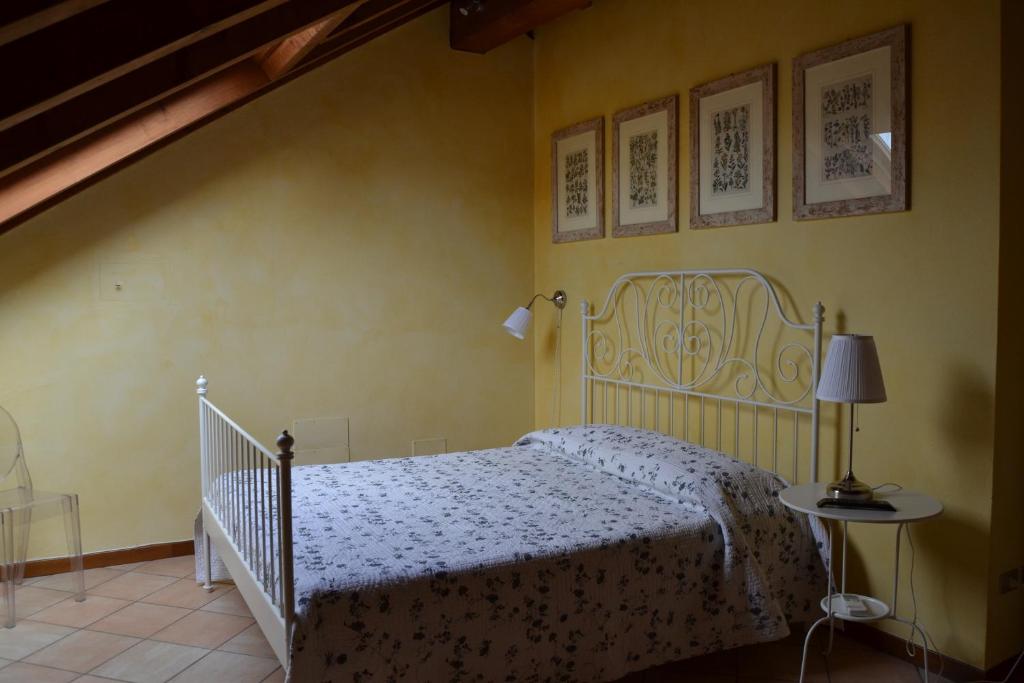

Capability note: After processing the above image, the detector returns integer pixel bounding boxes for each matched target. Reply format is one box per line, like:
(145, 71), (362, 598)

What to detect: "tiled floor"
(0, 555), (956, 682)
(0, 555), (281, 682)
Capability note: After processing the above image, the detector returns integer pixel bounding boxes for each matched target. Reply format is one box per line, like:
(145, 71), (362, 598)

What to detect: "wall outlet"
(412, 437), (447, 456)
(998, 566), (1022, 594)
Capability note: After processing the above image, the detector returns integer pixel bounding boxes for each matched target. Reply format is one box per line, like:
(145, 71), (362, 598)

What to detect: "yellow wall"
(531, 0), (1004, 669)
(988, 0), (1024, 667)
(0, 8), (535, 560)
(1, 0), (1016, 672)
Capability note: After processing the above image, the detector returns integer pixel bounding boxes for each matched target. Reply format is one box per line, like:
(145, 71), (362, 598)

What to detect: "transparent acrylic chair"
(0, 405), (84, 627)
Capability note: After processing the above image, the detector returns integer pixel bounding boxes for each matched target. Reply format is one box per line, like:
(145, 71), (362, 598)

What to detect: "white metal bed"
(579, 268), (823, 482)
(195, 268), (824, 674)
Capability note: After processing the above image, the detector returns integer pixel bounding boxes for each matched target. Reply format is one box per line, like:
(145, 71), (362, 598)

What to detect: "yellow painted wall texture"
(0, 9), (535, 562)
(1, 0), (1017, 673)
(531, 0), (1005, 669)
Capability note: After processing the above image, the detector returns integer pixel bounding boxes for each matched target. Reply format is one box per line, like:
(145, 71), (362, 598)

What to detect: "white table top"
(779, 482), (943, 524)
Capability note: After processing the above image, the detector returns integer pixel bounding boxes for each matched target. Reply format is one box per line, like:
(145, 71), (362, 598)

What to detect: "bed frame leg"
(202, 531), (213, 591)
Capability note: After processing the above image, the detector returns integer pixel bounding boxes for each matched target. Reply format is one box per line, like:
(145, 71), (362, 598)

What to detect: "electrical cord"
(900, 508), (1024, 683)
(906, 524), (919, 650)
(902, 525), (945, 680)
(898, 524), (1022, 683)
(551, 305), (563, 426)
(827, 483), (1020, 683)
(844, 484), (943, 680)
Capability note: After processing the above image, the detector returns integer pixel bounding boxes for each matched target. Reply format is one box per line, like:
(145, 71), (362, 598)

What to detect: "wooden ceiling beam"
(0, 62), (270, 231)
(0, 0), (365, 179)
(314, 0), (448, 61)
(0, 0), (109, 47)
(449, 0), (590, 53)
(328, 0), (419, 34)
(306, 0), (442, 63)
(0, 0), (442, 233)
(259, 1), (366, 81)
(0, 0), (289, 131)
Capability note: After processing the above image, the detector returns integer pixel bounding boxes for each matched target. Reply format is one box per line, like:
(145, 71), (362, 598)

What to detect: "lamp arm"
(525, 290), (567, 310)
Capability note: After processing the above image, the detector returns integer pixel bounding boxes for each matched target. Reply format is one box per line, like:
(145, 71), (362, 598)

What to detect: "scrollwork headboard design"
(580, 269), (824, 483)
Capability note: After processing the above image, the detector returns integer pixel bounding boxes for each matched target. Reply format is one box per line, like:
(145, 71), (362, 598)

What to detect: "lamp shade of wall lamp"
(502, 290), (567, 340)
(503, 307), (532, 340)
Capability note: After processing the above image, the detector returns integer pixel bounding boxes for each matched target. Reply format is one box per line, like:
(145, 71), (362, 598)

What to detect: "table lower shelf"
(820, 593), (890, 622)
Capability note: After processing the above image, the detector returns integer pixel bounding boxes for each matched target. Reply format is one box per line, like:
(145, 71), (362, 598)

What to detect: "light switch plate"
(999, 567), (1022, 594)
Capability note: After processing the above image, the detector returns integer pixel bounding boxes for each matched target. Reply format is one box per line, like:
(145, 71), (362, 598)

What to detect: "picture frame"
(551, 117), (604, 243)
(612, 95), (678, 237)
(689, 64), (776, 229)
(793, 25), (909, 220)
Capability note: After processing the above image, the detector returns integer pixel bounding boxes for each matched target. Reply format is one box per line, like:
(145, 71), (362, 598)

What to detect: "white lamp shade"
(816, 334), (887, 403)
(503, 306), (532, 340)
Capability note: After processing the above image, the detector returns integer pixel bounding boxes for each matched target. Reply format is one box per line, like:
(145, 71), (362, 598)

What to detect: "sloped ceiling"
(0, 0), (590, 234)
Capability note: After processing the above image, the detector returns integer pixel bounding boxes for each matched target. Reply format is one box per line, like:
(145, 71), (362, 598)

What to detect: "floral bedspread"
(198, 425), (827, 682)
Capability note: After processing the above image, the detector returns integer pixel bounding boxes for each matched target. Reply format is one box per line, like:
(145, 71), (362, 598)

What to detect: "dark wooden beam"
(449, 0), (590, 53)
(320, 0), (421, 40)
(0, 61), (270, 228)
(0, 0), (365, 178)
(0, 0), (109, 47)
(259, 2), (366, 80)
(0, 1), (445, 232)
(0, 0), (288, 131)
(307, 0), (442, 63)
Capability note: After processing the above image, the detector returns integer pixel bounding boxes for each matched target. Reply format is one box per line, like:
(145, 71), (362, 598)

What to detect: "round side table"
(779, 483), (943, 683)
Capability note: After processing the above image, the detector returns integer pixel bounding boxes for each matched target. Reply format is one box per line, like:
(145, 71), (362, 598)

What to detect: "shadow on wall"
(933, 364), (996, 654)
(821, 308), (848, 484)
(921, 512), (991, 658)
(940, 365), (995, 455)
(540, 307), (563, 426)
(845, 362), (994, 658)
(0, 115), (296, 296)
(842, 510), (989, 655)
(768, 278), (820, 328)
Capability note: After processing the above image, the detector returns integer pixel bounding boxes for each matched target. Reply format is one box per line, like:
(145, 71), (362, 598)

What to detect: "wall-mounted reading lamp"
(502, 290), (567, 340)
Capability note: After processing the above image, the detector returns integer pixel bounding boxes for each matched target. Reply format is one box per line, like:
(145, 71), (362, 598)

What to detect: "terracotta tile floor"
(0, 556), (280, 682)
(0, 555), (957, 682)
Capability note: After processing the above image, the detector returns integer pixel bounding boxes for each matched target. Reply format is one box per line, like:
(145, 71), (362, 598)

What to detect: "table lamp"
(816, 334), (887, 501)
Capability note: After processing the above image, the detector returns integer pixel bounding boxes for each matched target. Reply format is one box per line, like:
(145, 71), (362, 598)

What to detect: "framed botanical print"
(689, 64), (776, 229)
(612, 95), (678, 237)
(793, 25), (909, 219)
(551, 117), (604, 243)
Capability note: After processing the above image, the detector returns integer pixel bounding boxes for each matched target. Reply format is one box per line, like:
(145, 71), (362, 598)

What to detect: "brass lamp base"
(827, 472), (873, 502)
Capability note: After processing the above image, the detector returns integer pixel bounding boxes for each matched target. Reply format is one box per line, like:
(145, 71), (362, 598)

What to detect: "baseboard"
(24, 540), (194, 578)
(844, 622), (1022, 682)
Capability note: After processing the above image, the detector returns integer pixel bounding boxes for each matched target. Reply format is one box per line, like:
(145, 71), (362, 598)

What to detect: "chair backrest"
(0, 405), (33, 493)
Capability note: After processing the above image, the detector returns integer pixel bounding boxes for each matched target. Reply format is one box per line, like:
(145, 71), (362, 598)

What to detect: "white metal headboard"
(580, 269), (824, 483)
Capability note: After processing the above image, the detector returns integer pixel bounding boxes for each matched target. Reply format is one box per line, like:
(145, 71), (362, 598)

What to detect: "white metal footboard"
(196, 376), (293, 669)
